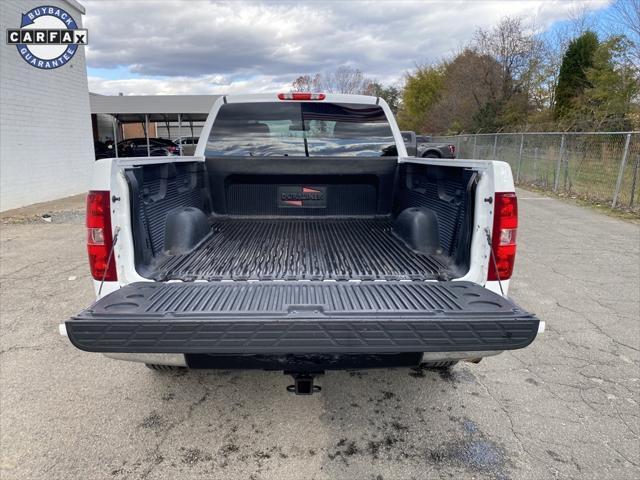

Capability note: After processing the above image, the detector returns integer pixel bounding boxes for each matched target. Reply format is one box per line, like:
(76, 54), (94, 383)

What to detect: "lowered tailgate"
(66, 281), (539, 354)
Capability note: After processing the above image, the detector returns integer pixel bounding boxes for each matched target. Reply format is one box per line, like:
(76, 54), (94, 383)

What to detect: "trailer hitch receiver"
(286, 372), (322, 395)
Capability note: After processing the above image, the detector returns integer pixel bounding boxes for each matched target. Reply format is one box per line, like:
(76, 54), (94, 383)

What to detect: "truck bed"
(150, 217), (456, 282)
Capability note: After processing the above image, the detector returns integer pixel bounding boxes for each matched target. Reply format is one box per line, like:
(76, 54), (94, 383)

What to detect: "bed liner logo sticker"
(6, 6), (88, 69)
(278, 186), (327, 208)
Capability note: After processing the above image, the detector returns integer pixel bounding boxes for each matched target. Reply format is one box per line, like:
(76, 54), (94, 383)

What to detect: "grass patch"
(518, 184), (640, 223)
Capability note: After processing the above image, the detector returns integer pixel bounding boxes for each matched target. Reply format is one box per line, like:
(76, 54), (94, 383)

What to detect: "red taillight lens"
(449, 145), (456, 156)
(487, 192), (518, 281)
(86, 191), (117, 281)
(277, 92), (326, 100)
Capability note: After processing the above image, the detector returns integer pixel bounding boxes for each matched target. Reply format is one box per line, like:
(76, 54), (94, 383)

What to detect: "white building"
(0, 0), (93, 211)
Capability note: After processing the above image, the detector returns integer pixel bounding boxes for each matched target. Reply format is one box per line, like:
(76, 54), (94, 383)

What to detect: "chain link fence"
(432, 132), (640, 213)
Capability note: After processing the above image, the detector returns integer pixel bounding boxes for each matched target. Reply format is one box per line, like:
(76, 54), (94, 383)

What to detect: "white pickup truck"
(63, 93), (542, 394)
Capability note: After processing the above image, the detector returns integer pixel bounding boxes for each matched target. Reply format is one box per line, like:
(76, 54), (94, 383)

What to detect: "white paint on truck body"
(94, 94), (515, 299)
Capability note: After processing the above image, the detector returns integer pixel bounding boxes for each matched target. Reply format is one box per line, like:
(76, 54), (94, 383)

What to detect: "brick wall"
(0, 0), (93, 211)
(122, 122), (157, 140)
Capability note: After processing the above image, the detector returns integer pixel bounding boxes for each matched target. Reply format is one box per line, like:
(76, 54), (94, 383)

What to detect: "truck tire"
(419, 361), (458, 369)
(145, 363), (186, 372)
(423, 152), (440, 158)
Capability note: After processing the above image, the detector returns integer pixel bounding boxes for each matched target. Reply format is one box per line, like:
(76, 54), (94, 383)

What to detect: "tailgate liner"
(150, 217), (454, 281)
(67, 281), (539, 354)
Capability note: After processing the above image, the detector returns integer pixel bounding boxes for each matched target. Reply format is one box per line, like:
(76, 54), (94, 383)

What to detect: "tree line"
(290, 1), (639, 134)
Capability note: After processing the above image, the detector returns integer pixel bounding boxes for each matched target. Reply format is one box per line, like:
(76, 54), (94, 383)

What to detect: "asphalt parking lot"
(1, 189), (638, 480)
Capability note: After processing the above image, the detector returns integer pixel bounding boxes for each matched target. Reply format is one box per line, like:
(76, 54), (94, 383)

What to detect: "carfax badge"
(6, 5), (88, 69)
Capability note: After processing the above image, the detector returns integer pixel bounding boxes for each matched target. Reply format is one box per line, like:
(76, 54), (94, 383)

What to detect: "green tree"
(472, 101), (502, 132)
(401, 17), (541, 134)
(554, 31), (599, 120)
(366, 82), (401, 113)
(397, 65), (445, 131)
(428, 49), (505, 133)
(580, 36), (640, 130)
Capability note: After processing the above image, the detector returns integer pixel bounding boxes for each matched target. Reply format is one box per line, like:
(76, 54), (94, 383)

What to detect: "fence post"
(563, 140), (570, 191)
(612, 133), (632, 208)
(472, 135), (477, 159)
(554, 134), (565, 192)
(456, 135), (461, 157)
(516, 133), (524, 183)
(492, 134), (498, 159)
(629, 153), (639, 209)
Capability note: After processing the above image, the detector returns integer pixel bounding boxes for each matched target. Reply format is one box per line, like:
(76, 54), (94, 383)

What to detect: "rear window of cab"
(205, 102), (396, 157)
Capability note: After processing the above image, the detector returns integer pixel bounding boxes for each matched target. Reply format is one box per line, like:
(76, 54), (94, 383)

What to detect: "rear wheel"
(145, 364), (186, 372)
(419, 360), (458, 369)
(424, 152), (440, 158)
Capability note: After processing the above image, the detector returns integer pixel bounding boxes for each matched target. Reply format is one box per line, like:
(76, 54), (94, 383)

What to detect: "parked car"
(151, 137), (181, 154)
(117, 137), (180, 157)
(174, 136), (199, 155)
(94, 141), (115, 160)
(62, 93), (542, 395)
(401, 131), (456, 158)
(417, 134), (457, 158)
(175, 136), (199, 145)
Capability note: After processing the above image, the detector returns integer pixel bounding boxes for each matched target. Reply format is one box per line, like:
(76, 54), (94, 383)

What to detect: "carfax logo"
(6, 5), (87, 69)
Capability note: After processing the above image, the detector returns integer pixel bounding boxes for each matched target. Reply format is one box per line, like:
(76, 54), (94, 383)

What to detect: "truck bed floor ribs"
(151, 217), (454, 282)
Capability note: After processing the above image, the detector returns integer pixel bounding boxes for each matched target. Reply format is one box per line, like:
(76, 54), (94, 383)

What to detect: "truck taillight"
(487, 192), (517, 281)
(86, 191), (117, 281)
(449, 144), (456, 156)
(277, 92), (326, 100)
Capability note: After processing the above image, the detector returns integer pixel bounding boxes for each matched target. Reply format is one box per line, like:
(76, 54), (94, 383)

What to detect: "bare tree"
(323, 67), (372, 94)
(609, 0), (640, 38)
(290, 67), (373, 94)
(472, 16), (540, 100)
(608, 0), (640, 64)
(567, 2), (598, 34)
(291, 74), (321, 92)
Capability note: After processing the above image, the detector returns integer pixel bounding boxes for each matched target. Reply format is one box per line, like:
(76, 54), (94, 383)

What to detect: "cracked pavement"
(1, 189), (638, 479)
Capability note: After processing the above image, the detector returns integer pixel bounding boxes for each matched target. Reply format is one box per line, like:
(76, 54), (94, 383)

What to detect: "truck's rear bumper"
(65, 281), (539, 355)
(67, 317), (538, 354)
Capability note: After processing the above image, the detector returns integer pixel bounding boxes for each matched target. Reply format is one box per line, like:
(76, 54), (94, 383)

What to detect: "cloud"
(88, 74), (291, 95)
(84, 0), (611, 95)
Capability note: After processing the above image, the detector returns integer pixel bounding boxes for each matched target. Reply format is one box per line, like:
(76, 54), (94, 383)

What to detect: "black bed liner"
(66, 281), (539, 354)
(150, 217), (456, 282)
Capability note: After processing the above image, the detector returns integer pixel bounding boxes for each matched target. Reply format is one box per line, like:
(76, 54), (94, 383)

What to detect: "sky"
(83, 0), (617, 96)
